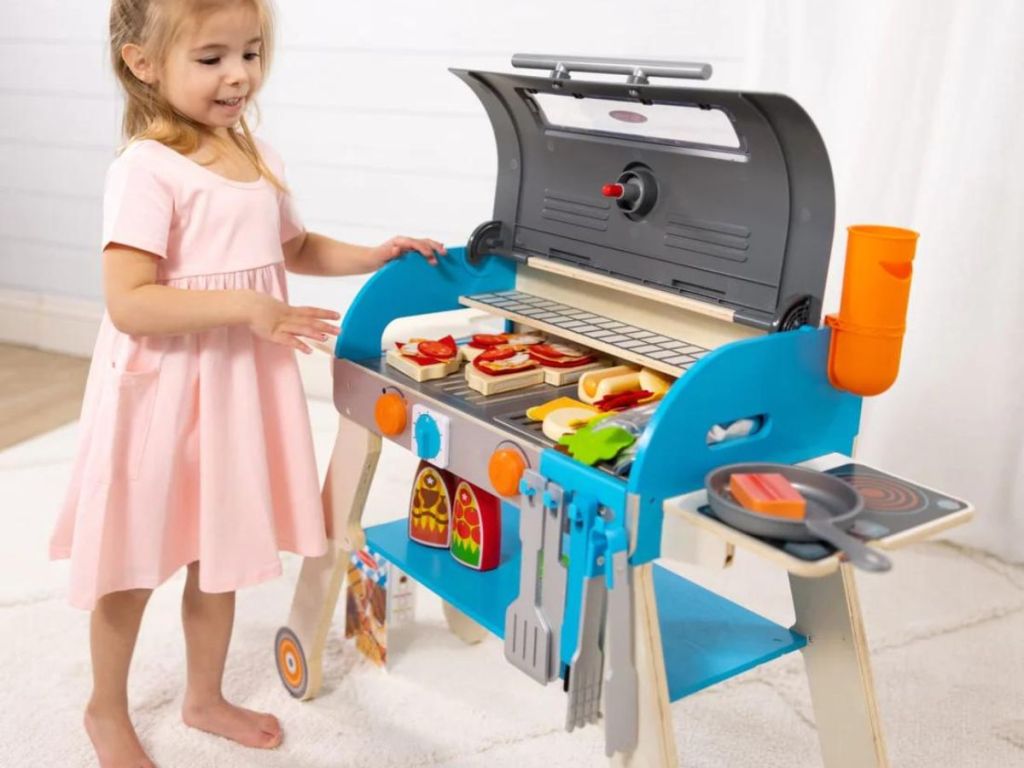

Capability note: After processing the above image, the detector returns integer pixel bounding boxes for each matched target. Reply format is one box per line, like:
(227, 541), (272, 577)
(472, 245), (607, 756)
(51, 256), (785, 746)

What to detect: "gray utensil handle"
(511, 53), (712, 83)
(603, 548), (638, 755)
(804, 518), (893, 573)
(539, 484), (568, 681)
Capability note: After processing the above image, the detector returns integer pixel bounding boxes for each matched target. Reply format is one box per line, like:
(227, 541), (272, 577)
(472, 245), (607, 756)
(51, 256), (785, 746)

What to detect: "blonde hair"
(109, 0), (283, 189)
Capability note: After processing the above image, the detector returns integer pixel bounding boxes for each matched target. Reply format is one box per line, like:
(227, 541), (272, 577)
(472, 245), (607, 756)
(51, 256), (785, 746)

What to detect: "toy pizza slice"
(466, 345), (544, 395)
(527, 342), (595, 368)
(386, 335), (460, 382)
(472, 345), (539, 376)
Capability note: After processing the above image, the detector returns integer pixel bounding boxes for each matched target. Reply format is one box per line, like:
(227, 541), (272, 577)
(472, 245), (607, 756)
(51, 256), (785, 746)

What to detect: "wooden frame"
(790, 565), (889, 767)
(282, 414), (381, 700)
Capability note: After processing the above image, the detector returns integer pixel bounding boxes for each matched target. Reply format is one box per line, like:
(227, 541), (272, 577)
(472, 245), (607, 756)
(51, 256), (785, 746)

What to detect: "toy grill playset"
(274, 55), (972, 767)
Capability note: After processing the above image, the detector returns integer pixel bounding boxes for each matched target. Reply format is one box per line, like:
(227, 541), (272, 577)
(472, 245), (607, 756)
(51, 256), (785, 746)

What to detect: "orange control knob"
(488, 447), (526, 498)
(374, 392), (407, 436)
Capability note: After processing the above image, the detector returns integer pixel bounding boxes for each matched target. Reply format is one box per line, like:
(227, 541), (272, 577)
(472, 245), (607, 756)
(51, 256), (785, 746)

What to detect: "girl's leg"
(180, 561), (282, 749)
(85, 588), (157, 768)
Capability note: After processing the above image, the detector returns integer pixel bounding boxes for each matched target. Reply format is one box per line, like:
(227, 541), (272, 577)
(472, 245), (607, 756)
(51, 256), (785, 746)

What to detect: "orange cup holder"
(827, 225), (918, 396)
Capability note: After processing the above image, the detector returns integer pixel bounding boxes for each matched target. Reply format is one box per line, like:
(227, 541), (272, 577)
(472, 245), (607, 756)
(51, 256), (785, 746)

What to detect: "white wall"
(2, 1), (1020, 560)
(0, 0), (752, 310)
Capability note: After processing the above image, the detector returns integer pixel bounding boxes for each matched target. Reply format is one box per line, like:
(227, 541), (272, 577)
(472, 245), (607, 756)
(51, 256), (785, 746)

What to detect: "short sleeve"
(278, 188), (305, 244)
(101, 147), (174, 258)
(257, 138), (305, 244)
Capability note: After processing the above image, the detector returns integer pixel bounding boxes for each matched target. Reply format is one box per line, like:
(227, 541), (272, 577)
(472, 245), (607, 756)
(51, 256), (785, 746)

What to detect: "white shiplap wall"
(0, 0), (752, 315)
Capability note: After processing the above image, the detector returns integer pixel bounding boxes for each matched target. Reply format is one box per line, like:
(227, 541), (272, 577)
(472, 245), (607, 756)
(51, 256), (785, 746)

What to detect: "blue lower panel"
(365, 507), (806, 701)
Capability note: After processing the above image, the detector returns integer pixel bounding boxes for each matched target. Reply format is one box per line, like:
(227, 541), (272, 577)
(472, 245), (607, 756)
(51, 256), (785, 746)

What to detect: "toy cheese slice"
(408, 461), (457, 547)
(450, 479), (501, 571)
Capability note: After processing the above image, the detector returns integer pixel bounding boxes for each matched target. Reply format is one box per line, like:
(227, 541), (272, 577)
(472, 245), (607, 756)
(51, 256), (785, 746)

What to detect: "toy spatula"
(503, 470), (552, 683)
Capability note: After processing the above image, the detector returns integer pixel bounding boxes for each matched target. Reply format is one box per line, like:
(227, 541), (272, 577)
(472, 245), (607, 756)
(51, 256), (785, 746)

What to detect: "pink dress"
(50, 139), (328, 610)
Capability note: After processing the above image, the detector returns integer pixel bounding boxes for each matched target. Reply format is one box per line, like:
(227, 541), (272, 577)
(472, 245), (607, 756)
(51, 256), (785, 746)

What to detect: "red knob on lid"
(601, 183), (624, 199)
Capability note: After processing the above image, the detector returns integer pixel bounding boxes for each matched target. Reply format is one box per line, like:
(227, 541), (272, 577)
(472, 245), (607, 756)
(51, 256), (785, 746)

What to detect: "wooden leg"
(789, 564), (889, 767)
(611, 564), (678, 768)
(442, 600), (488, 645)
(279, 415), (381, 700)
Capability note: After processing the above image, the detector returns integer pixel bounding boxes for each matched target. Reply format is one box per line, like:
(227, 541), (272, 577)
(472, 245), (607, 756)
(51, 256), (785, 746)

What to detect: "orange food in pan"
(729, 472), (806, 520)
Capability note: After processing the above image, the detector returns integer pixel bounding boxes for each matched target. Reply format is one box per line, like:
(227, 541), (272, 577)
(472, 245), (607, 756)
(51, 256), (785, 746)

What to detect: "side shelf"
(364, 506), (806, 702)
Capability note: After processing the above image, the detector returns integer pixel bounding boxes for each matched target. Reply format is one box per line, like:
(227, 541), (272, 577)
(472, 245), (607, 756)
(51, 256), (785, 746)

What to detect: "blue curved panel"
(628, 326), (861, 564)
(335, 246), (516, 361)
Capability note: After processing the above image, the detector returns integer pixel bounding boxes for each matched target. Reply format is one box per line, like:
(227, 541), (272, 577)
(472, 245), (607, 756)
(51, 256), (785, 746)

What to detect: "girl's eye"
(198, 57), (220, 66)
(244, 52), (261, 61)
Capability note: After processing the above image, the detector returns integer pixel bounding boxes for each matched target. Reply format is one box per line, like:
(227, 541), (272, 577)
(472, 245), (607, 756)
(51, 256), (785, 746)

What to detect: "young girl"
(48, 1), (444, 765)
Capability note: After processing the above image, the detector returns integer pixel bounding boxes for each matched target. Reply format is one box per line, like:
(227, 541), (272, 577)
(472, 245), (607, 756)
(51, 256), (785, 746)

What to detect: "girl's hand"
(369, 236), (447, 269)
(246, 292), (341, 354)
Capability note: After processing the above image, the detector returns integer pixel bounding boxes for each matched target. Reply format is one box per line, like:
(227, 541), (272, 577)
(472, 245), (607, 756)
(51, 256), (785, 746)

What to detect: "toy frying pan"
(704, 463), (892, 572)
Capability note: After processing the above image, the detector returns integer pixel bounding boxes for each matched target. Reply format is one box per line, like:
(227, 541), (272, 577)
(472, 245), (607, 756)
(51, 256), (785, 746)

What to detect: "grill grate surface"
(461, 290), (708, 377)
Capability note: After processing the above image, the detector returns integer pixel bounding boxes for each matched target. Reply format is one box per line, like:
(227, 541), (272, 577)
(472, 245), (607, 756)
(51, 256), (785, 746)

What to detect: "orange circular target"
(275, 627), (308, 698)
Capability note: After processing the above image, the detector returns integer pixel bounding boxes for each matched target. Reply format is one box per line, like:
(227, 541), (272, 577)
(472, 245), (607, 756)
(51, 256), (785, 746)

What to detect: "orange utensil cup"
(826, 225), (918, 396)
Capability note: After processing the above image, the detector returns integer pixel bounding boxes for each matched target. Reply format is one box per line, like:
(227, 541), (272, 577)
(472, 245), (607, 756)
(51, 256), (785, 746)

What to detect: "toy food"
(729, 472), (807, 520)
(638, 368), (674, 397)
(472, 346), (539, 376)
(527, 342), (595, 368)
(542, 407), (602, 442)
(578, 365), (641, 404)
(408, 461), (457, 547)
(386, 335), (461, 382)
(450, 479), (501, 571)
(525, 397), (598, 422)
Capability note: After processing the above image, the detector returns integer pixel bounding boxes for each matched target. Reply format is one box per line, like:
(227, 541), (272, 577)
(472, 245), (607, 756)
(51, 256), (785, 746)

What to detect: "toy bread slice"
(386, 348), (460, 382)
(639, 368), (675, 397)
(578, 365), (640, 404)
(542, 407), (601, 442)
(460, 344), (485, 362)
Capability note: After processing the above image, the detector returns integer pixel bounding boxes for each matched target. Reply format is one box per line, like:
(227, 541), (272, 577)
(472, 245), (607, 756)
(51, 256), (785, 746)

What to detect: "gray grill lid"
(452, 56), (835, 330)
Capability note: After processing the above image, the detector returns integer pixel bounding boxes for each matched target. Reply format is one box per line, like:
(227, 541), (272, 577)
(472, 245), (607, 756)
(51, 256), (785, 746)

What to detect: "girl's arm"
(283, 232), (445, 277)
(104, 245), (339, 353)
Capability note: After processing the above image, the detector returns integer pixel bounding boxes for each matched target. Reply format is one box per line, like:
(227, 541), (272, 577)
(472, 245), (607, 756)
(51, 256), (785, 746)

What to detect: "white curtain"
(743, 1), (1024, 561)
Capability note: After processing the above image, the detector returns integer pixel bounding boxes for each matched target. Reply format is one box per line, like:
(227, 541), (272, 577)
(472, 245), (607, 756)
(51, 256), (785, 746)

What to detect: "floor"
(2, 343), (1022, 767)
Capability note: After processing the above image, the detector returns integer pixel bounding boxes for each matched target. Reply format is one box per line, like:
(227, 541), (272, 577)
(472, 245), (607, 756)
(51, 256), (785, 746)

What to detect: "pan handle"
(804, 518), (892, 573)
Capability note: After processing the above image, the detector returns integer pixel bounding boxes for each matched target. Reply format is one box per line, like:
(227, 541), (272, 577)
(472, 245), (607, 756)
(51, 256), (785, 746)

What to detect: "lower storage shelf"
(365, 505), (805, 701)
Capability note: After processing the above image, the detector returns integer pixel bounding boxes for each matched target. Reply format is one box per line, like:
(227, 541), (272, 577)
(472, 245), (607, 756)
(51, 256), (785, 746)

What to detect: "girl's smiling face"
(160, 3), (264, 134)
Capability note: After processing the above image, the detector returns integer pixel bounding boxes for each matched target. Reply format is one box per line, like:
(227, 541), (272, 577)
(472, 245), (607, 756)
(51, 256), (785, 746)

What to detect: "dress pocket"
(109, 368), (161, 481)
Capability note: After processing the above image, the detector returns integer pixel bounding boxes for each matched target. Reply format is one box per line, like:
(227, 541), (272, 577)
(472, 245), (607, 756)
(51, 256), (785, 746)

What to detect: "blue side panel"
(628, 327), (862, 564)
(335, 246), (516, 361)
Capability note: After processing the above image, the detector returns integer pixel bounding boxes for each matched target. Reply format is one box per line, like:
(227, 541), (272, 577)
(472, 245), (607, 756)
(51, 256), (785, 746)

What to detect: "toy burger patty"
(472, 344), (539, 375)
(396, 335), (458, 365)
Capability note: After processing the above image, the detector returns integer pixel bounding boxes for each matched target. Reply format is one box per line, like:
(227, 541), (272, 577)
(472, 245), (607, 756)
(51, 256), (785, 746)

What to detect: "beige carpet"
(4, 399), (1023, 767)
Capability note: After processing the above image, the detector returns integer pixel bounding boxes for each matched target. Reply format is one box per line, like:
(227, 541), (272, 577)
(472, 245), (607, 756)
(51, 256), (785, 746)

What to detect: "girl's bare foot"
(84, 703), (156, 768)
(181, 696), (282, 749)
